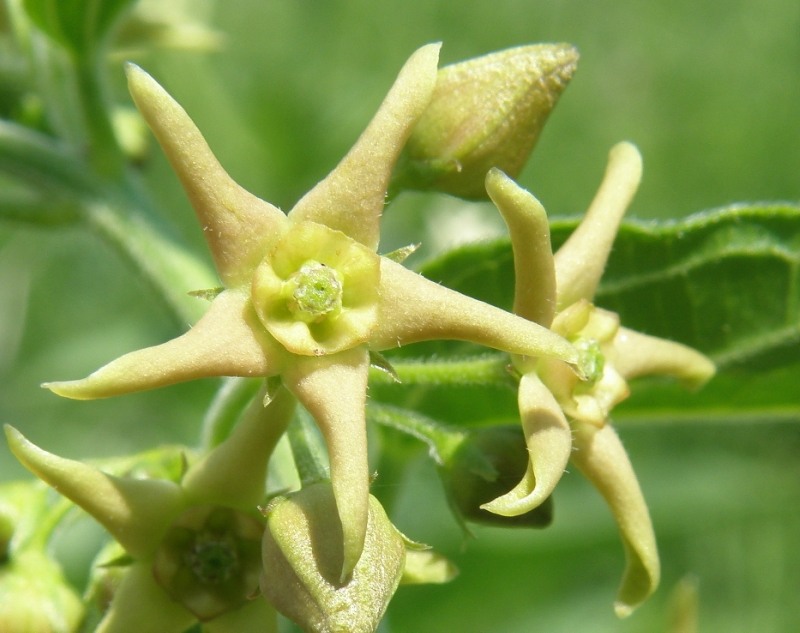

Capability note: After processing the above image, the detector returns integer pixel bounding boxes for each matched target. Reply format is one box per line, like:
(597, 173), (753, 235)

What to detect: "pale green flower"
(42, 44), (579, 579)
(6, 384), (295, 633)
(484, 142), (715, 616)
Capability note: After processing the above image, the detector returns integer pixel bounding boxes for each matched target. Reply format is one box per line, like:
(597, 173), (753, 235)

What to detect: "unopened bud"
(395, 44), (578, 199)
(440, 426), (553, 528)
(0, 549), (84, 633)
(260, 482), (405, 633)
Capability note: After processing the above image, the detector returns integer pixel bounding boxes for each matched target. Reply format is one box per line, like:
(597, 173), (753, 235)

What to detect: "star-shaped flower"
(483, 142), (715, 616)
(43, 44), (579, 579)
(5, 383), (296, 633)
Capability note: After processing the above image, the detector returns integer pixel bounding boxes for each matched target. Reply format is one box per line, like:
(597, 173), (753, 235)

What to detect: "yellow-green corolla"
(43, 44), (580, 580)
(6, 384), (295, 633)
(484, 142), (715, 616)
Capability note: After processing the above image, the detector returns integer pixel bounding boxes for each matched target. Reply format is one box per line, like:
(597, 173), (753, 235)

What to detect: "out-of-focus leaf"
(22, 0), (137, 57)
(416, 205), (800, 418)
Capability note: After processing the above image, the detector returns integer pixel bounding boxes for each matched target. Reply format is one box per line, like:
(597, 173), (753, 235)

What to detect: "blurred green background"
(1, 0), (799, 631)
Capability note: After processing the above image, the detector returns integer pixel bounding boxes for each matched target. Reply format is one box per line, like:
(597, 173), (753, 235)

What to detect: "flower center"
(575, 338), (605, 385)
(283, 261), (343, 323)
(184, 531), (239, 584)
(152, 506), (264, 621)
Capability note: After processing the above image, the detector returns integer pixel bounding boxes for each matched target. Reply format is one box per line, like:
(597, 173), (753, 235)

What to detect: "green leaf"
(23, 0), (136, 58)
(417, 204), (800, 419)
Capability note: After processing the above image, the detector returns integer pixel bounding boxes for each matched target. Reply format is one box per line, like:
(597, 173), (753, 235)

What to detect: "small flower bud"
(0, 549), (84, 633)
(260, 482), (405, 633)
(394, 44), (578, 200)
(0, 481), (84, 632)
(440, 426), (553, 528)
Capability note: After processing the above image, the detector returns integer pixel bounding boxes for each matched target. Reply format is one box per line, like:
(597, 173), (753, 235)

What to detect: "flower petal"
(289, 43), (440, 250)
(570, 421), (660, 617)
(400, 549), (458, 585)
(182, 383), (296, 508)
(554, 142), (642, 308)
(486, 168), (557, 327)
(203, 598), (279, 633)
(282, 348), (371, 582)
(610, 327), (716, 388)
(373, 258), (578, 368)
(5, 426), (183, 559)
(481, 373), (571, 516)
(126, 64), (287, 286)
(95, 561), (195, 633)
(44, 290), (280, 400)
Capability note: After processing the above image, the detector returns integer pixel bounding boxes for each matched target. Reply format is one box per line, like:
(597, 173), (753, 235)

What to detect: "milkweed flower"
(42, 44), (579, 579)
(5, 383), (295, 633)
(484, 142), (715, 616)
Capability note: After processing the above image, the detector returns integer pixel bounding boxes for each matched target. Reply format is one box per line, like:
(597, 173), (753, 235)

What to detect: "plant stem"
(287, 409), (329, 486)
(0, 196), (82, 225)
(0, 120), (96, 194)
(367, 402), (464, 465)
(85, 198), (216, 324)
(369, 353), (514, 388)
(201, 377), (264, 449)
(75, 55), (124, 179)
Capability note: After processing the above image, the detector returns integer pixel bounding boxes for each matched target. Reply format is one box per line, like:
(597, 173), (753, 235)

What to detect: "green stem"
(287, 409), (329, 486)
(0, 120), (97, 194)
(366, 402), (464, 464)
(85, 199), (216, 324)
(75, 55), (124, 179)
(201, 377), (264, 449)
(369, 353), (514, 388)
(0, 196), (82, 225)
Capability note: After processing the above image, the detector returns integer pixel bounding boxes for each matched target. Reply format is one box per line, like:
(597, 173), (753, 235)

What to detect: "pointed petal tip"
(41, 379), (94, 401)
(614, 601), (635, 619)
(124, 62), (160, 99)
(4, 423), (55, 478)
(3, 423), (23, 450)
(123, 61), (142, 77)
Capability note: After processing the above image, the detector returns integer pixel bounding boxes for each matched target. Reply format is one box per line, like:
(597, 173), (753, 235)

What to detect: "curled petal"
(555, 142), (642, 308)
(44, 290), (280, 400)
(610, 327), (716, 388)
(282, 348), (371, 582)
(126, 64), (287, 286)
(570, 421), (659, 617)
(400, 549), (458, 585)
(182, 383), (296, 508)
(290, 43), (440, 250)
(96, 561), (194, 633)
(5, 426), (183, 559)
(486, 168), (557, 327)
(481, 373), (570, 516)
(373, 259), (578, 368)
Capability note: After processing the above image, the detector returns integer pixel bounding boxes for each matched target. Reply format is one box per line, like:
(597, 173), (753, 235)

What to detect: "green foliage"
(417, 205), (800, 419)
(421, 204), (800, 363)
(22, 0), (136, 58)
